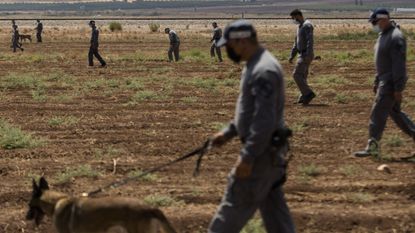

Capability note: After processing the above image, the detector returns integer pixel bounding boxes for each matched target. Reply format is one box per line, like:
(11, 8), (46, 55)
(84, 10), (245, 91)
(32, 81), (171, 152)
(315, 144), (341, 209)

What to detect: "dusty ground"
(0, 20), (414, 233)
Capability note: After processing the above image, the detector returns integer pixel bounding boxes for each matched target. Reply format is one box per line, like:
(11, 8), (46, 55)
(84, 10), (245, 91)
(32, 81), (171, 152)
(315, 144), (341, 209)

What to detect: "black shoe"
(302, 92), (316, 105)
(296, 95), (304, 104)
(354, 138), (380, 158)
(101, 63), (107, 68)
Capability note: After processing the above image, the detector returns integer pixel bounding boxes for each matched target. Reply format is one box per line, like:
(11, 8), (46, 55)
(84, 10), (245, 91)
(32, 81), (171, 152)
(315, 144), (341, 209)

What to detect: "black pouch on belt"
(271, 128), (293, 148)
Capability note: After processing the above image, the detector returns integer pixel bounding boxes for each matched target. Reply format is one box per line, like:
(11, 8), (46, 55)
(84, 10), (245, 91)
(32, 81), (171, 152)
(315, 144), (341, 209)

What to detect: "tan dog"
(26, 177), (177, 233)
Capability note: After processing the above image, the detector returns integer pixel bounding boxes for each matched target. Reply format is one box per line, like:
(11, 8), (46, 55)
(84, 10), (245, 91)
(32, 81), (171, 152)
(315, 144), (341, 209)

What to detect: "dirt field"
(0, 20), (414, 233)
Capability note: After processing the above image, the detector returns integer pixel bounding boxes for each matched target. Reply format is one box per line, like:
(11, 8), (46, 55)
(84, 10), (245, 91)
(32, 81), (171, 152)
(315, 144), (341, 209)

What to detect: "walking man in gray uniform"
(210, 22), (223, 62)
(289, 9), (316, 105)
(208, 20), (296, 233)
(355, 8), (415, 157)
(165, 28), (180, 62)
(12, 23), (24, 53)
(36, 19), (43, 43)
(88, 20), (106, 67)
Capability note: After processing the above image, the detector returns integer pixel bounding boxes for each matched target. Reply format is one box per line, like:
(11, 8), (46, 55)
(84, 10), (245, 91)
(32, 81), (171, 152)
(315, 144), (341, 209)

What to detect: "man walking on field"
(208, 20), (296, 233)
(355, 8), (415, 157)
(210, 22), (223, 62)
(289, 9), (316, 105)
(88, 20), (106, 67)
(165, 28), (180, 62)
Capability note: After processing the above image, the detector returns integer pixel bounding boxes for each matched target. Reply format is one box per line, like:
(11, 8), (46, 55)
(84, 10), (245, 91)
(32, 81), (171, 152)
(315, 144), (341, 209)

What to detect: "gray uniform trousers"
(369, 93), (415, 141)
(210, 41), (223, 61)
(168, 42), (180, 62)
(208, 145), (295, 233)
(293, 55), (313, 96)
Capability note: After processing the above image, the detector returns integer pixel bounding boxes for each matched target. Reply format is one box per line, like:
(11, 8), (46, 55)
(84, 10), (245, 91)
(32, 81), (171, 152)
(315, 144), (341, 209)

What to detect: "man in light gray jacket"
(289, 9), (316, 105)
(355, 8), (415, 157)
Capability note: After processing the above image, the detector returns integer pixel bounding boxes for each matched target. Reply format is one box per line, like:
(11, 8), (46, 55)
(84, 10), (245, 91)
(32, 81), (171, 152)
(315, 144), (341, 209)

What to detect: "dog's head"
(26, 177), (49, 225)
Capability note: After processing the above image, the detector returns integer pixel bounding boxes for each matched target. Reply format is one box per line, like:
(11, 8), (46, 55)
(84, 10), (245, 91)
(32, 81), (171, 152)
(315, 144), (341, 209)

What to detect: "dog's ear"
(39, 177), (49, 190)
(32, 178), (38, 191)
(32, 178), (42, 197)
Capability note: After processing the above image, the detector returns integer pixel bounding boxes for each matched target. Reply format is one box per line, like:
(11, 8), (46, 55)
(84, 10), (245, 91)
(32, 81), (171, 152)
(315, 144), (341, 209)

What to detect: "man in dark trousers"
(12, 24), (24, 53)
(165, 28), (180, 62)
(88, 20), (106, 67)
(210, 22), (223, 62)
(289, 9), (316, 105)
(208, 20), (296, 233)
(355, 8), (415, 157)
(36, 19), (43, 43)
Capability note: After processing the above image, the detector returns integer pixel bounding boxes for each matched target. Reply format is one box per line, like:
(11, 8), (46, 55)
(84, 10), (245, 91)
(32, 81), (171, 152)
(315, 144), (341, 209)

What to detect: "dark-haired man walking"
(289, 9), (316, 105)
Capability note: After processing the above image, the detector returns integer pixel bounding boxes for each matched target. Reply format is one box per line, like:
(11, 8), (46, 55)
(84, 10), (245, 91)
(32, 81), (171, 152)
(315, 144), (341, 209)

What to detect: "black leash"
(83, 139), (211, 197)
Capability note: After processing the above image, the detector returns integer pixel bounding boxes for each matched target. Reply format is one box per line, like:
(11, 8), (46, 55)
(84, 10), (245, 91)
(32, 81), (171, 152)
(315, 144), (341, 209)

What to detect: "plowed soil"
(0, 20), (414, 233)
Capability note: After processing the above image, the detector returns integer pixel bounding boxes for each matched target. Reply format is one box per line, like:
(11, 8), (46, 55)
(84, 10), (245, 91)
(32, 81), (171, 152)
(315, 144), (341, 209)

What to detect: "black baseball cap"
(369, 8), (390, 23)
(216, 20), (257, 47)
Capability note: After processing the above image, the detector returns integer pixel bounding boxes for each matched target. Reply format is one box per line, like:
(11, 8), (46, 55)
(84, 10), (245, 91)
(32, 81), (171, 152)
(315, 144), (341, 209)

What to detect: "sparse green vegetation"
(128, 169), (158, 182)
(0, 119), (43, 149)
(181, 96), (198, 103)
(339, 165), (361, 177)
(384, 135), (404, 147)
(315, 75), (350, 87)
(299, 164), (322, 177)
(93, 146), (123, 159)
(210, 122), (227, 131)
(109, 21), (122, 32)
(322, 30), (378, 41)
(335, 93), (348, 104)
(346, 192), (376, 203)
(148, 23), (160, 33)
(143, 194), (180, 207)
(291, 120), (309, 132)
(55, 165), (100, 185)
(241, 219), (266, 233)
(48, 116), (79, 127)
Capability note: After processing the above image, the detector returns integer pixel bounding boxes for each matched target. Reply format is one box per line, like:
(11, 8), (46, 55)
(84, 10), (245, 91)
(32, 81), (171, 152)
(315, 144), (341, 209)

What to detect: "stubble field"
(0, 19), (414, 233)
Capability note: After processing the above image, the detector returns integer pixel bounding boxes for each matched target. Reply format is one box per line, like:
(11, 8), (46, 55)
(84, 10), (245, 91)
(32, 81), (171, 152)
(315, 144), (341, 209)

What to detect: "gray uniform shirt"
(290, 20), (314, 59)
(374, 25), (407, 94)
(212, 27), (222, 42)
(222, 48), (286, 163)
(91, 27), (99, 48)
(169, 30), (180, 44)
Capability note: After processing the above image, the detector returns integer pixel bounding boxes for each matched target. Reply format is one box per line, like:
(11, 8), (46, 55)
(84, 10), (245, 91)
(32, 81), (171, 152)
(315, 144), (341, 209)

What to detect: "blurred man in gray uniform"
(208, 20), (296, 233)
(355, 8), (415, 157)
(88, 20), (106, 67)
(165, 28), (180, 62)
(210, 22), (223, 62)
(12, 23), (24, 53)
(289, 9), (316, 105)
(36, 19), (43, 43)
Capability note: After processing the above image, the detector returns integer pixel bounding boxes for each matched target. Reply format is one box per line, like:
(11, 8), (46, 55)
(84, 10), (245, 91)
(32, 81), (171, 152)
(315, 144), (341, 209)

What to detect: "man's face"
(212, 23), (217, 28)
(372, 18), (389, 31)
(291, 15), (302, 24)
(225, 39), (246, 63)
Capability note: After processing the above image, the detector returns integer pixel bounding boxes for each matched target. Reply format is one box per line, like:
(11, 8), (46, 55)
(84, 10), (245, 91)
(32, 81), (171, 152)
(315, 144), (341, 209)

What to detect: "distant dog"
(26, 177), (177, 233)
(19, 34), (32, 43)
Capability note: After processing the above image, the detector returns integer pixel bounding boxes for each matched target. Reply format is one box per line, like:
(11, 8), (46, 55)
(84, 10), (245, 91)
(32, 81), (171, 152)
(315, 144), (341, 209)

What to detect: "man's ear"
(39, 177), (49, 190)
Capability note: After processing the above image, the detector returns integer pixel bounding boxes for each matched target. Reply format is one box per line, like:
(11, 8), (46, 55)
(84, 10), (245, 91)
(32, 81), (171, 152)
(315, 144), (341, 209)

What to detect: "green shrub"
(0, 119), (43, 149)
(148, 23), (160, 33)
(109, 22), (122, 32)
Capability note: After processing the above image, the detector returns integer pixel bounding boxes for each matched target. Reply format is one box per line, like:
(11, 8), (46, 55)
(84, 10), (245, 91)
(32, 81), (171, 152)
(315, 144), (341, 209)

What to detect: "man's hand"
(211, 132), (228, 147)
(288, 57), (294, 64)
(373, 85), (378, 95)
(394, 91), (403, 103)
(234, 157), (253, 179)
